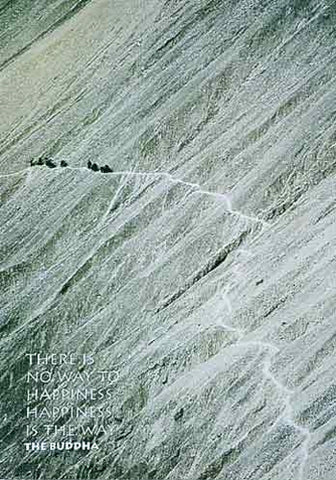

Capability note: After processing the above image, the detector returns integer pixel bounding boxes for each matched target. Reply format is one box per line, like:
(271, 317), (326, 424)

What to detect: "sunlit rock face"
(0, 0), (335, 478)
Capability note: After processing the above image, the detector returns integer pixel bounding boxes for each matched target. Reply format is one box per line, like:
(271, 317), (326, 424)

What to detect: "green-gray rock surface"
(0, 0), (336, 478)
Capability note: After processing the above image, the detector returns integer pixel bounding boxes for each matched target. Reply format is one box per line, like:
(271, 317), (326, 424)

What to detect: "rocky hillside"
(0, 0), (335, 478)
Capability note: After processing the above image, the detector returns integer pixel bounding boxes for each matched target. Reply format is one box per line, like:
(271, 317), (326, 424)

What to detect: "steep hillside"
(0, 0), (335, 479)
